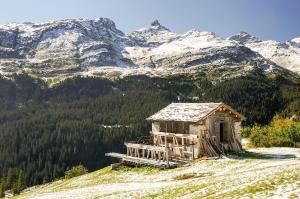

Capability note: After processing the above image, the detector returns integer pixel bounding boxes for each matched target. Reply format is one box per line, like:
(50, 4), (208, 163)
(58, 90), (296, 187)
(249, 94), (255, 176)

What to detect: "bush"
(249, 126), (270, 147)
(248, 118), (300, 147)
(241, 127), (252, 138)
(64, 165), (88, 179)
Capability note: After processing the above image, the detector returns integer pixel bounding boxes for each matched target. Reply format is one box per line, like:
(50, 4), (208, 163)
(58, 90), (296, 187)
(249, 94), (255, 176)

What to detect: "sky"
(0, 0), (299, 41)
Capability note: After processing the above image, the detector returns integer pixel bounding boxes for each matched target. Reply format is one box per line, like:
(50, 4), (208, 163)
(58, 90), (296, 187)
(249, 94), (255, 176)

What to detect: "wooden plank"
(147, 149), (150, 158)
(125, 143), (166, 151)
(137, 148), (140, 158)
(105, 152), (180, 168)
(151, 131), (198, 139)
(142, 149), (145, 158)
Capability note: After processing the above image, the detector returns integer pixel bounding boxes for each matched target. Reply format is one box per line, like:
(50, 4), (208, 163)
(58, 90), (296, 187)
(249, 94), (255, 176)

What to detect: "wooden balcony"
(125, 142), (170, 161)
(151, 131), (198, 146)
(150, 131), (198, 160)
(106, 132), (199, 168)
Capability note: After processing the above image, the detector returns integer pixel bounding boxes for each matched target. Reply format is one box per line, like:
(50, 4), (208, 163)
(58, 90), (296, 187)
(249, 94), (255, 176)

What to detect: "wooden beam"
(105, 152), (180, 168)
(147, 150), (150, 158)
(151, 131), (198, 139)
(142, 149), (145, 158)
(125, 143), (166, 151)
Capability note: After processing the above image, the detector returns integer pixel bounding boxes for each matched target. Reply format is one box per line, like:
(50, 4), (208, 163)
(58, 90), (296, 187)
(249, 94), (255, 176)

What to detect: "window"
(184, 123), (189, 134)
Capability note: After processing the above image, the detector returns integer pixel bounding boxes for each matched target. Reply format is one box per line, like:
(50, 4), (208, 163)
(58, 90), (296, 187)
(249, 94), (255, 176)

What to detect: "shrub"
(64, 164), (88, 179)
(249, 126), (270, 147)
(241, 127), (252, 138)
(248, 118), (300, 147)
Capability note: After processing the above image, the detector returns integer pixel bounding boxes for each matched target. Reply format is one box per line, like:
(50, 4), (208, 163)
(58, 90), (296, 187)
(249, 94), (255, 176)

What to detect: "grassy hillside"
(14, 146), (300, 199)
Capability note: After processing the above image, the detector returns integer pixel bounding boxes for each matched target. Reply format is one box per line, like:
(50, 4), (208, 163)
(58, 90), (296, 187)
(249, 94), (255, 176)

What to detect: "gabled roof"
(146, 103), (246, 123)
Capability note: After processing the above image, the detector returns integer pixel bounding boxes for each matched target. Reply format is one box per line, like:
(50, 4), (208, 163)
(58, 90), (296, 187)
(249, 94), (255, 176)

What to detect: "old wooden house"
(106, 102), (246, 168)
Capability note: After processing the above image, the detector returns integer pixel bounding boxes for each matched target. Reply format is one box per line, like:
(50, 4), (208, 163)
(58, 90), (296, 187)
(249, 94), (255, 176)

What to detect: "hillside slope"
(15, 147), (300, 199)
(1, 72), (300, 189)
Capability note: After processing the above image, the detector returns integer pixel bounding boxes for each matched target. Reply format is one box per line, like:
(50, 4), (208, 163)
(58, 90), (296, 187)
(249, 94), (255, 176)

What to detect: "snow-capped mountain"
(229, 32), (300, 73)
(127, 20), (177, 47)
(0, 18), (136, 77)
(0, 18), (298, 80)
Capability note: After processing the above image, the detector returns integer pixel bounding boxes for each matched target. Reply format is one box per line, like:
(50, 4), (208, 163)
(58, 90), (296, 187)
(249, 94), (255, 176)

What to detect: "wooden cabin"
(106, 102), (246, 168)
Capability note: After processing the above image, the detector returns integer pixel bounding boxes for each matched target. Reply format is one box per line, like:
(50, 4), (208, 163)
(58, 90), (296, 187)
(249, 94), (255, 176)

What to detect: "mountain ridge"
(228, 31), (300, 73)
(0, 18), (299, 81)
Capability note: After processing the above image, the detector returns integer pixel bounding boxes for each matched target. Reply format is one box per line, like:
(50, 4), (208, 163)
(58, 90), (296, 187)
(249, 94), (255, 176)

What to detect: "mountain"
(0, 18), (135, 78)
(227, 31), (259, 44)
(0, 18), (298, 81)
(228, 32), (300, 73)
(127, 19), (177, 46)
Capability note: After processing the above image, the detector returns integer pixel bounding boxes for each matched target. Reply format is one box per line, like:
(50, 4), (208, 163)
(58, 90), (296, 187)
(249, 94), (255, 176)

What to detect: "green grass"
(13, 148), (300, 199)
(145, 163), (300, 199)
(219, 169), (300, 198)
(115, 166), (160, 174)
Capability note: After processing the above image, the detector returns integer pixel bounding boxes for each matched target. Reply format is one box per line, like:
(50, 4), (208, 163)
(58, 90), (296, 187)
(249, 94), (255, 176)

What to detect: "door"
(220, 123), (225, 142)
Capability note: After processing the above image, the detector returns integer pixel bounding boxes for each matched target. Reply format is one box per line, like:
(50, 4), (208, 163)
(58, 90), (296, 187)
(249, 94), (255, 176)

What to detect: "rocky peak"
(147, 19), (170, 32)
(127, 20), (176, 46)
(228, 31), (259, 44)
(151, 19), (161, 27)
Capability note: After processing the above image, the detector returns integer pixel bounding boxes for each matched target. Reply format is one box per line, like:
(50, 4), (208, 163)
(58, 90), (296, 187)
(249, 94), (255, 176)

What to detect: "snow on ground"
(15, 146), (300, 199)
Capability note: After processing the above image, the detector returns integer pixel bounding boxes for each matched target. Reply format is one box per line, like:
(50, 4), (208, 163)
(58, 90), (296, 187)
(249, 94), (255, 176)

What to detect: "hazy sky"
(0, 0), (299, 41)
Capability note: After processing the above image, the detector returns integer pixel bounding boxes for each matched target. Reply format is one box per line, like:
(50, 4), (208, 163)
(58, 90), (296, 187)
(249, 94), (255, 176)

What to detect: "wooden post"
(137, 148), (140, 158)
(166, 144), (170, 168)
(166, 122), (168, 133)
(165, 133), (168, 162)
(192, 145), (195, 160)
(147, 150), (150, 158)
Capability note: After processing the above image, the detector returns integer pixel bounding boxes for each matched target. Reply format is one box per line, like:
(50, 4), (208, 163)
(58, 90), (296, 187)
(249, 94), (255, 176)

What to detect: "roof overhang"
(199, 103), (247, 122)
(146, 102), (246, 123)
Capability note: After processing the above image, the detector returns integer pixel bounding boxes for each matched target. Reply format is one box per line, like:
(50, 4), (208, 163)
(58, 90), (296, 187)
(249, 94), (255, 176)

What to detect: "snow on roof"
(147, 103), (223, 123)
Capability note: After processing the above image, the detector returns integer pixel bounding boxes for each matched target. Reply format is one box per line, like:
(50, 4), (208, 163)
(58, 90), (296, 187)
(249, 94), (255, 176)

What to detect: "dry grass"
(15, 147), (300, 199)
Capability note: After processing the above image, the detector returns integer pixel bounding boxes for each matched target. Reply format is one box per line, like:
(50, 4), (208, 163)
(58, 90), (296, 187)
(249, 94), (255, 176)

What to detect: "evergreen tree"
(14, 170), (26, 194)
(0, 181), (5, 198)
(5, 169), (14, 190)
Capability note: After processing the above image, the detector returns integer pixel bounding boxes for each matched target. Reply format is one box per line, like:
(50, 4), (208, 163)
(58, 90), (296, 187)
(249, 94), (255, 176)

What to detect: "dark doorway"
(220, 123), (224, 142)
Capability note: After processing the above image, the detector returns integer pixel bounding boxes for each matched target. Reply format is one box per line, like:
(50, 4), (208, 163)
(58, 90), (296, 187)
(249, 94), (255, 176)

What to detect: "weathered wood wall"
(150, 109), (243, 158)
